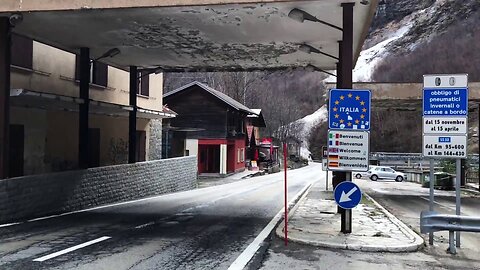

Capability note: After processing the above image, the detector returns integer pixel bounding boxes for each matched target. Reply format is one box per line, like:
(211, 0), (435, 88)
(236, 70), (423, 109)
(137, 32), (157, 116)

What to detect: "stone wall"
(149, 119), (163, 160)
(0, 156), (197, 224)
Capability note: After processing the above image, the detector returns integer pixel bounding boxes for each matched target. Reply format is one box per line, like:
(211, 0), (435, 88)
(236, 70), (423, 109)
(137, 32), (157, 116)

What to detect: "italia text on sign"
(329, 89), (371, 131)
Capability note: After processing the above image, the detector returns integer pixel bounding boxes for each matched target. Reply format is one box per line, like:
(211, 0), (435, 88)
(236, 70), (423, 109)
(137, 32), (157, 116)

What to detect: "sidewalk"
(197, 169), (260, 188)
(276, 181), (424, 252)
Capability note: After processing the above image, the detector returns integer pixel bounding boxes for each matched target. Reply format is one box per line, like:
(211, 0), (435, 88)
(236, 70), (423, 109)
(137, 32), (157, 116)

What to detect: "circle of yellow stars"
(332, 92), (368, 127)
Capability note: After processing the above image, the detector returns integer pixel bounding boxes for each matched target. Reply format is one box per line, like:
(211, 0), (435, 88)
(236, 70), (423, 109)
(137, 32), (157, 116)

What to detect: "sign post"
(422, 74), (468, 252)
(328, 89), (371, 233)
(322, 146), (329, 190)
(283, 143), (288, 246)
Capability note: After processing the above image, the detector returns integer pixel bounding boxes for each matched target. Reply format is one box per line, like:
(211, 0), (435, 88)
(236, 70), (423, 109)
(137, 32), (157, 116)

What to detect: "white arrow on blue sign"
(334, 181), (362, 209)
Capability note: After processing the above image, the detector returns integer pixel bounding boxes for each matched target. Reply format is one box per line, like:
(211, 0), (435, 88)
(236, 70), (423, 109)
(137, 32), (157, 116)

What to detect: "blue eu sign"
(423, 88), (468, 116)
(329, 89), (371, 130)
(334, 181), (362, 209)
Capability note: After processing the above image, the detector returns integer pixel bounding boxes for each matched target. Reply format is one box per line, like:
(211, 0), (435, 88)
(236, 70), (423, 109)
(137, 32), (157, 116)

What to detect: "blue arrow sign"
(329, 89), (371, 130)
(423, 88), (468, 116)
(334, 181), (362, 209)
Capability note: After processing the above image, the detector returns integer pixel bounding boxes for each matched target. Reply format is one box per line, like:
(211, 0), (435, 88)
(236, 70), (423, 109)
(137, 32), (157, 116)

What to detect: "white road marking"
(0, 222), (21, 228)
(134, 222), (155, 229)
(33, 236), (111, 262)
(419, 196), (455, 211)
(227, 181), (315, 270)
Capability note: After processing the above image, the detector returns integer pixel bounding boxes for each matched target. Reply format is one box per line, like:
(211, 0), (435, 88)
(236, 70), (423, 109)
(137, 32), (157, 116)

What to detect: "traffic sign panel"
(328, 130), (369, 172)
(334, 181), (362, 209)
(329, 89), (371, 130)
(423, 74), (468, 88)
(423, 117), (467, 135)
(423, 88), (468, 116)
(423, 135), (467, 158)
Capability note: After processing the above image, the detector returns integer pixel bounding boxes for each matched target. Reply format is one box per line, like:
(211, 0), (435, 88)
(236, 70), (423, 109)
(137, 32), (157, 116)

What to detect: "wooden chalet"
(163, 81), (265, 176)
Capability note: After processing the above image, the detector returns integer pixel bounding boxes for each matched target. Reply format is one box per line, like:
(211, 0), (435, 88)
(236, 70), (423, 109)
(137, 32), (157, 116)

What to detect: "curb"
(363, 192), (425, 252)
(462, 186), (480, 196)
(276, 191), (425, 253)
(228, 180), (316, 270)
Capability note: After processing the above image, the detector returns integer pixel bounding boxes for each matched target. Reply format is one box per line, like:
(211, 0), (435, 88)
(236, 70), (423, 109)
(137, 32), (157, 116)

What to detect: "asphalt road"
(0, 163), (322, 270)
(355, 178), (480, 259)
(257, 174), (480, 270)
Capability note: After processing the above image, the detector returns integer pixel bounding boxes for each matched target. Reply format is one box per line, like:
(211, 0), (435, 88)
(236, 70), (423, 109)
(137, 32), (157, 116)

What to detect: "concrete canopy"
(4, 0), (377, 71)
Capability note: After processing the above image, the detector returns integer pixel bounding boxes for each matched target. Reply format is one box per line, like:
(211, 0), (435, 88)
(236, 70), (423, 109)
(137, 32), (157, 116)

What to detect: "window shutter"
(140, 75), (150, 97)
(74, 55), (80, 81)
(11, 34), (33, 69)
(93, 61), (108, 87)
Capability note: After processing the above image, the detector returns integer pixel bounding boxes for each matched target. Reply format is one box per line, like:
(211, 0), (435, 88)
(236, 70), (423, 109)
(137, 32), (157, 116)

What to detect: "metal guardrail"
(421, 211), (480, 254)
(371, 152), (479, 162)
(421, 211), (480, 233)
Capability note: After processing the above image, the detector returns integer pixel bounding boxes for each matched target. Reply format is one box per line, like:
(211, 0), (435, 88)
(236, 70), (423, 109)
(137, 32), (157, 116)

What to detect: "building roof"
(164, 81), (255, 114)
(247, 109), (267, 127)
(6, 0), (378, 71)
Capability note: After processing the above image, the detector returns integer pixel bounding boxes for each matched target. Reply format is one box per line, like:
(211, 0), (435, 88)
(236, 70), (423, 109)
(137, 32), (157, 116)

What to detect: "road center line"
(33, 236), (111, 262)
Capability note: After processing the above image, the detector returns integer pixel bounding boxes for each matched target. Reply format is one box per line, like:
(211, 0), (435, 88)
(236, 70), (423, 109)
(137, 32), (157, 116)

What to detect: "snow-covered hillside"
(292, 105), (327, 159)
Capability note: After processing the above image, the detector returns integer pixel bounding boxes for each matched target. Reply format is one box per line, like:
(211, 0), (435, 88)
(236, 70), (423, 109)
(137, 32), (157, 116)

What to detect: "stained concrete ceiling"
(6, 0), (377, 71)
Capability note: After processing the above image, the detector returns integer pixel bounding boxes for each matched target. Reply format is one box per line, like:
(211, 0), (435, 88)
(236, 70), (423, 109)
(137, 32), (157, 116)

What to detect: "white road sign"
(322, 159), (328, 171)
(423, 74), (468, 159)
(423, 117), (467, 135)
(328, 130), (369, 172)
(423, 135), (467, 158)
(423, 74), (468, 88)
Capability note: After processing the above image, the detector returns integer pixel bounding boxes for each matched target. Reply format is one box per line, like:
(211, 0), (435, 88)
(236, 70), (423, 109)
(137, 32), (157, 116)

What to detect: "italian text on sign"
(423, 89), (468, 116)
(423, 135), (467, 158)
(328, 130), (369, 172)
(423, 117), (467, 135)
(422, 74), (468, 159)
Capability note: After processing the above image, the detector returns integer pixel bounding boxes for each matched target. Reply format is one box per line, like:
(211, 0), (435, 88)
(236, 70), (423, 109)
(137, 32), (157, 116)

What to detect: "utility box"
(423, 172), (454, 190)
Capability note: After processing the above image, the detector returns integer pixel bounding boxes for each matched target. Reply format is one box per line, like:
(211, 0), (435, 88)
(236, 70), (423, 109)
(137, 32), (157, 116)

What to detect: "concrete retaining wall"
(0, 156), (197, 223)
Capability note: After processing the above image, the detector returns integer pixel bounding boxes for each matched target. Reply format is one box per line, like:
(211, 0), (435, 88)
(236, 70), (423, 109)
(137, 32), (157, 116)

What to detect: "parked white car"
(367, 166), (405, 182)
(354, 166), (378, 179)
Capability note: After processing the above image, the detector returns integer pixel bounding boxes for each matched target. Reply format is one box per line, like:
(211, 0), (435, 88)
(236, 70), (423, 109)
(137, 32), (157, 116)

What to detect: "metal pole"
(341, 172), (353, 233)
(326, 169), (329, 191)
(129, 66), (138, 163)
(0, 18), (11, 179)
(449, 230), (456, 254)
(284, 143), (288, 246)
(456, 158), (461, 248)
(339, 2), (354, 232)
(79, 47), (90, 169)
(429, 158), (435, 245)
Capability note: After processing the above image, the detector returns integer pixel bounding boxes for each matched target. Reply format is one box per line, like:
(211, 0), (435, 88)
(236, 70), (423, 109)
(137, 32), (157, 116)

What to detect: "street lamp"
(288, 8), (342, 31)
(94, 48), (121, 61)
(299, 43), (339, 61)
(305, 64), (336, 77)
